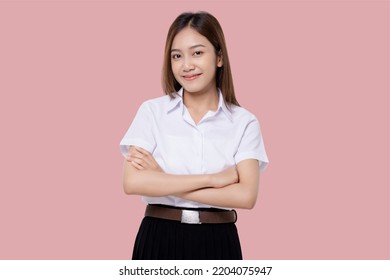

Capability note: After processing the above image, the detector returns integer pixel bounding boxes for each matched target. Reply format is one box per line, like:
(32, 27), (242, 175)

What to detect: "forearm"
(176, 160), (260, 209)
(176, 182), (258, 209)
(123, 161), (212, 196)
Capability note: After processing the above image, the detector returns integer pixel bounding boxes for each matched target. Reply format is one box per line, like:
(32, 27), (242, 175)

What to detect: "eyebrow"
(171, 44), (206, 53)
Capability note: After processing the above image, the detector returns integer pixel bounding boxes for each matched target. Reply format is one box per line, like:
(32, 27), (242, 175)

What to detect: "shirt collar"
(167, 88), (233, 122)
(166, 88), (184, 113)
(217, 88), (234, 122)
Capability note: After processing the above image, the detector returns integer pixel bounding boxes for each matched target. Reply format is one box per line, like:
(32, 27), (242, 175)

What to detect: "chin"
(182, 85), (204, 94)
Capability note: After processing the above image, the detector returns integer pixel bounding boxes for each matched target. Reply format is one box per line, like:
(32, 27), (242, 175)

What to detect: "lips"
(182, 74), (201, 81)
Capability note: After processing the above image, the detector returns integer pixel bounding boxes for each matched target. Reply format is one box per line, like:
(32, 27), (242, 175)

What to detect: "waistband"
(144, 204), (237, 224)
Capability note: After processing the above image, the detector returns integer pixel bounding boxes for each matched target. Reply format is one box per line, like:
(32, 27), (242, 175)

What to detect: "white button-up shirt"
(120, 88), (269, 208)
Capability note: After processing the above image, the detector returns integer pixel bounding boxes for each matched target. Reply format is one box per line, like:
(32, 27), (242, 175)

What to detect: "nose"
(182, 57), (195, 71)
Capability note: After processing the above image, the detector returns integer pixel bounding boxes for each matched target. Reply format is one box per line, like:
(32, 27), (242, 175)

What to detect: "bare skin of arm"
(123, 146), (238, 197)
(176, 159), (260, 209)
(125, 146), (260, 209)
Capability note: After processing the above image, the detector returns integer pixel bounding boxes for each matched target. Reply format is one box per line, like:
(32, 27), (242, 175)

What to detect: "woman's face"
(170, 27), (223, 96)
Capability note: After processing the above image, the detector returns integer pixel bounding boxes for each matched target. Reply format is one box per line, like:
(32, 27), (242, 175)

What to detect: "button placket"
(197, 128), (204, 172)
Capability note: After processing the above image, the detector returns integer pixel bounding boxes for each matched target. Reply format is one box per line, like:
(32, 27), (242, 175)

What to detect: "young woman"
(120, 11), (268, 260)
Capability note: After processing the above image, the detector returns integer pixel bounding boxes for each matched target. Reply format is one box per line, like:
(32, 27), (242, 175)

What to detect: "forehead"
(171, 27), (212, 50)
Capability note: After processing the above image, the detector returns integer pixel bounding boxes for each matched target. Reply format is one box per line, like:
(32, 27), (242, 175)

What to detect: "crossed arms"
(122, 146), (260, 209)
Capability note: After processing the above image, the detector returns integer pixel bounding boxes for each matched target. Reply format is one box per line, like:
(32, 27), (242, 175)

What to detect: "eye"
(171, 53), (181, 59)
(193, 51), (203, 56)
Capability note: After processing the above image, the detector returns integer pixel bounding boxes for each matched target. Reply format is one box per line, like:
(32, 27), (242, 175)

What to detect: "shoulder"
(141, 95), (171, 107)
(229, 104), (259, 124)
(139, 95), (176, 113)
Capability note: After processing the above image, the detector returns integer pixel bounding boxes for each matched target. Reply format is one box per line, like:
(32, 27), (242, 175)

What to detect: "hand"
(210, 166), (238, 188)
(126, 146), (163, 172)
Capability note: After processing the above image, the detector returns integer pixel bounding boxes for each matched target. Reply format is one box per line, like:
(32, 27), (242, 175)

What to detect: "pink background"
(0, 0), (388, 259)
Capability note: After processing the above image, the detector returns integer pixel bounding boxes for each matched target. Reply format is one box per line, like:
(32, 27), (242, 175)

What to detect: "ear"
(217, 50), (223, 67)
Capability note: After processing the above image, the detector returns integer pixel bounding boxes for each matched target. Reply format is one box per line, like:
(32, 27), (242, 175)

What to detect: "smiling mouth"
(182, 74), (202, 81)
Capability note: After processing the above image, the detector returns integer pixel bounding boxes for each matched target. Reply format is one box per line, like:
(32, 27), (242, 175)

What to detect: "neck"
(183, 87), (219, 112)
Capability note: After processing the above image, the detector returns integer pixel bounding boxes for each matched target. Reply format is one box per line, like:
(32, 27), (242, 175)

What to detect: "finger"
(132, 146), (161, 170)
(130, 160), (144, 170)
(133, 148), (156, 164)
(129, 154), (158, 171)
(129, 152), (145, 160)
(139, 149), (157, 162)
(129, 146), (146, 156)
(134, 146), (151, 156)
(130, 158), (146, 166)
(140, 155), (156, 167)
(129, 147), (147, 158)
(128, 146), (138, 154)
(129, 147), (149, 160)
(128, 152), (152, 166)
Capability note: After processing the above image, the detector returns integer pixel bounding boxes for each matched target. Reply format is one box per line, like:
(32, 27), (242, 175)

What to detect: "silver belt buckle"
(181, 210), (201, 224)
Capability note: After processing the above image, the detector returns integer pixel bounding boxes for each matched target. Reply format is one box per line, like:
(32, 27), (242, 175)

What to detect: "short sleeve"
(119, 102), (156, 157)
(234, 118), (269, 172)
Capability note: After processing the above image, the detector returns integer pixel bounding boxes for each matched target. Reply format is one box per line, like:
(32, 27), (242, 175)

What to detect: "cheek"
(171, 64), (182, 84)
(171, 62), (180, 75)
(202, 57), (217, 71)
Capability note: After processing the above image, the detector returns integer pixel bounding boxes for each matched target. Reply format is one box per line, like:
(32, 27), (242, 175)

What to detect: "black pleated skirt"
(132, 207), (242, 260)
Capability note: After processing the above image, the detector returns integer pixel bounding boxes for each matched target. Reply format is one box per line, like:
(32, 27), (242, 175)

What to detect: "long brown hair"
(162, 11), (239, 106)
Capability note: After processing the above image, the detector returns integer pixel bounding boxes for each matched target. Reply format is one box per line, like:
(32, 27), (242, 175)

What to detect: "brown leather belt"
(145, 204), (237, 224)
